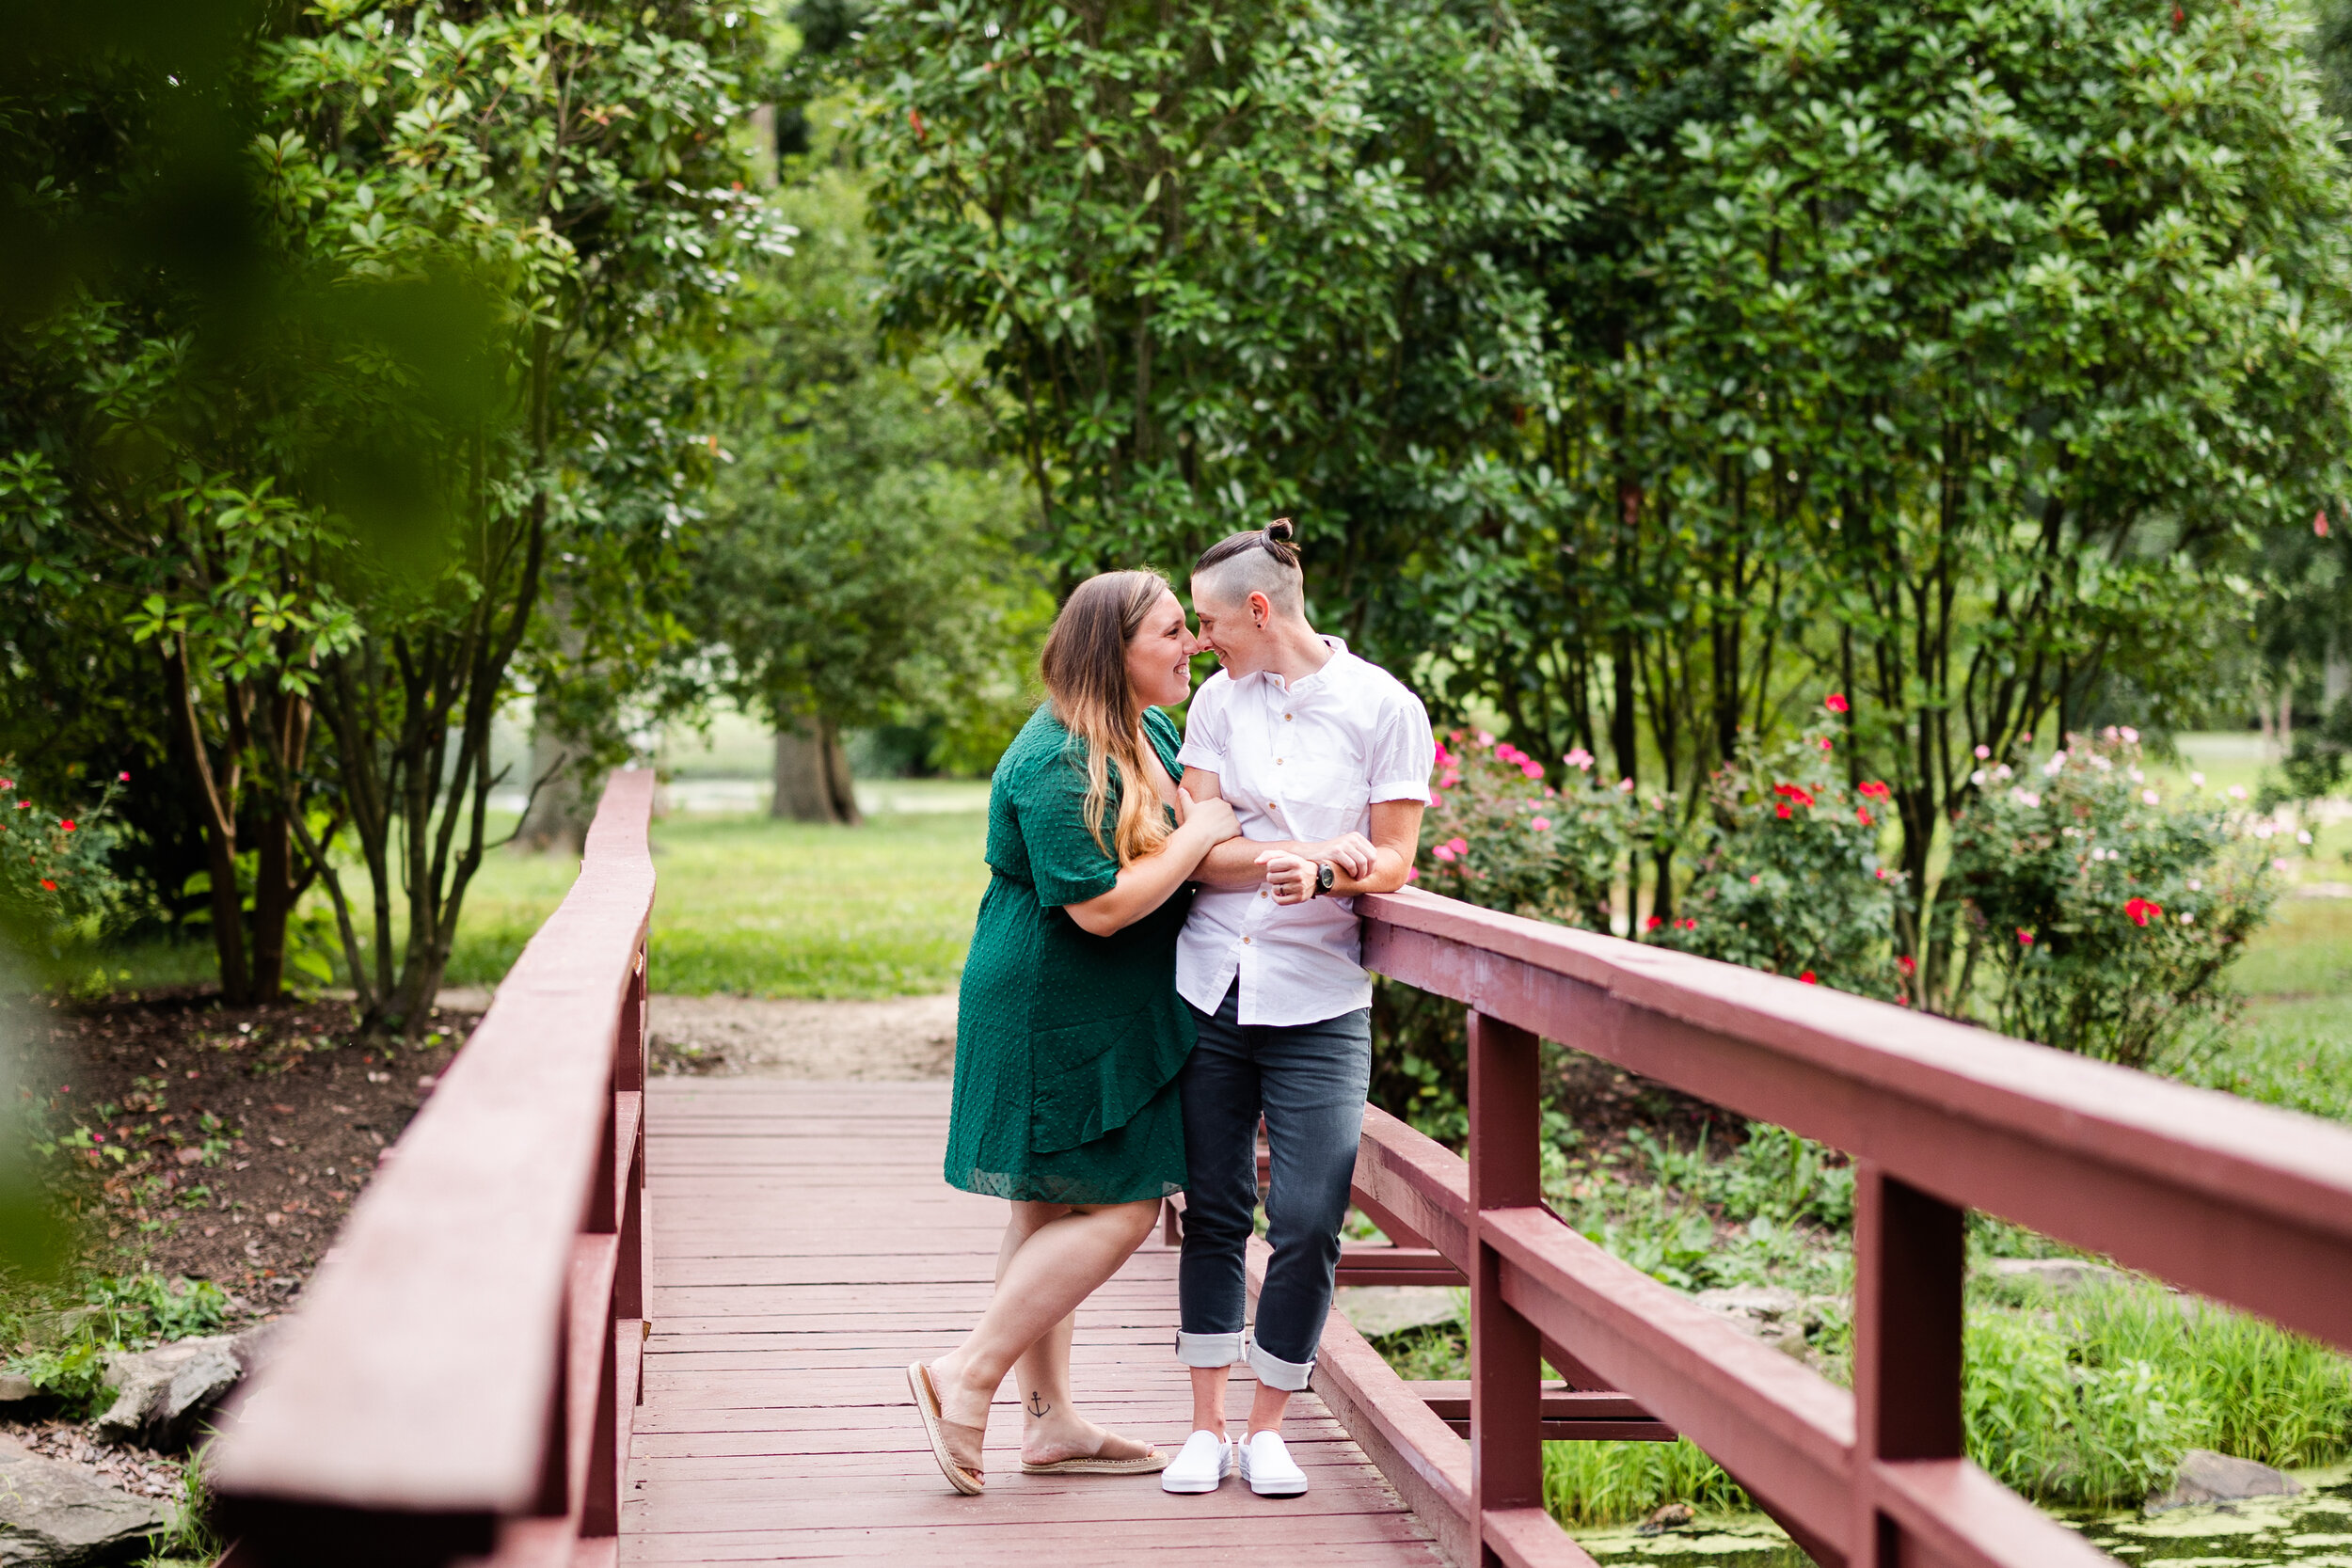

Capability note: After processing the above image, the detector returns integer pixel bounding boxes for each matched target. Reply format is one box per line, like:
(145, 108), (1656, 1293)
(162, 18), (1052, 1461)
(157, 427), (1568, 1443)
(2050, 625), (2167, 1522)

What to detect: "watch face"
(1317, 862), (1336, 891)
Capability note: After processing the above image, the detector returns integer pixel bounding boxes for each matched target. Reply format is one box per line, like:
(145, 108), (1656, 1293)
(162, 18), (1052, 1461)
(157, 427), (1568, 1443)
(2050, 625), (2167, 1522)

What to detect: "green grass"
(438, 807), (989, 997)
(2233, 897), (2352, 1001)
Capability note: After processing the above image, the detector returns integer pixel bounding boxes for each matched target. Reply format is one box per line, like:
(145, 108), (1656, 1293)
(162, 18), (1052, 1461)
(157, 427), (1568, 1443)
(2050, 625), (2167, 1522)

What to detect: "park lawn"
(446, 804), (990, 998)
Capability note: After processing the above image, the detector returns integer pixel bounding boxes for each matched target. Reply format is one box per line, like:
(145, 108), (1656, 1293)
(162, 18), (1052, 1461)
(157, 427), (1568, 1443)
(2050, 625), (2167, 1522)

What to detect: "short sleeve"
(1176, 674), (1232, 775)
(1015, 752), (1122, 908)
(1367, 688), (1438, 803)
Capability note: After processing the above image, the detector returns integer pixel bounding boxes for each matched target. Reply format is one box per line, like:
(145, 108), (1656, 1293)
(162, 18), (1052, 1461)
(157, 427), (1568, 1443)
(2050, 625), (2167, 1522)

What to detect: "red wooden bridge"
(209, 773), (2352, 1568)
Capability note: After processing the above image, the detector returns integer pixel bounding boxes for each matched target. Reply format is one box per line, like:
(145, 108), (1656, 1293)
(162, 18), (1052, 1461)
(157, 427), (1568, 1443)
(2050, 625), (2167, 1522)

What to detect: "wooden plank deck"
(625, 1078), (1445, 1564)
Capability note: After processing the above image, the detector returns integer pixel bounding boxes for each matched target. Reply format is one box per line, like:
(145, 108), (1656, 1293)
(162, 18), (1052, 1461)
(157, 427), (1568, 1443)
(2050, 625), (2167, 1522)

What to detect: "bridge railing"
(1298, 888), (2352, 1568)
(210, 771), (656, 1568)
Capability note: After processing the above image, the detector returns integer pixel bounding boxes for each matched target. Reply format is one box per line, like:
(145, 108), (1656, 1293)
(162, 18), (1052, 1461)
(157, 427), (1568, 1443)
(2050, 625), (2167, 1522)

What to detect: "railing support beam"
(1469, 1011), (1548, 1566)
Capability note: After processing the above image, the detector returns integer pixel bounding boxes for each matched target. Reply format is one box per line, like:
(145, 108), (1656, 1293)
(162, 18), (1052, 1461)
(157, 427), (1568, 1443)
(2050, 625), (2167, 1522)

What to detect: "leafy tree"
(267, 0), (781, 1028)
(850, 0), (1569, 633)
(1426, 0), (2352, 992)
(692, 154), (1044, 822)
(1, 0), (781, 1028)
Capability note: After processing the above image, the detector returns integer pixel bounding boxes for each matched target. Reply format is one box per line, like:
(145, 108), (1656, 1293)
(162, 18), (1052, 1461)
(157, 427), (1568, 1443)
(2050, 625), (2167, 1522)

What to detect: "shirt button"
(1284, 714), (1293, 721)
(1276, 758), (1284, 766)
(1243, 936), (1252, 944)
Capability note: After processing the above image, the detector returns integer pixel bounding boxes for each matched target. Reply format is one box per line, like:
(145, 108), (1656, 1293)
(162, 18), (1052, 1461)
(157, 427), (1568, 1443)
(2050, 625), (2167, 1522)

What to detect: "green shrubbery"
(1949, 731), (2280, 1067)
(1, 1274), (230, 1418)
(0, 763), (135, 973)
(1382, 722), (2281, 1117)
(1653, 725), (1907, 999)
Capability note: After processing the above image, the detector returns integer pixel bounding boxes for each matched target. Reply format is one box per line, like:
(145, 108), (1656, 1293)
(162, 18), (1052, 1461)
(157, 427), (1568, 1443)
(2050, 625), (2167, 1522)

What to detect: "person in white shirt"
(1157, 520), (1434, 1498)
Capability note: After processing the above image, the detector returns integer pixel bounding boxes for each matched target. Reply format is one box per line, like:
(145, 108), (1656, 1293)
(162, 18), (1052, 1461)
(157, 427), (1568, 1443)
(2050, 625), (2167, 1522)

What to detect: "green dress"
(945, 704), (1194, 1205)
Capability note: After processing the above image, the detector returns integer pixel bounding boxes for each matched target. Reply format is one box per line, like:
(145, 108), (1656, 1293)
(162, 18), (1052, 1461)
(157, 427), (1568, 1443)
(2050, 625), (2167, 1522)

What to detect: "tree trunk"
(516, 716), (597, 851)
(516, 581), (596, 851)
(771, 716), (862, 824)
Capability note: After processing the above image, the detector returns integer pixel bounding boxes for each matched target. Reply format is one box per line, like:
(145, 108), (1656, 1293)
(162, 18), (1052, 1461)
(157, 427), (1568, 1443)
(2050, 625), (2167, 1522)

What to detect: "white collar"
(1263, 635), (1346, 693)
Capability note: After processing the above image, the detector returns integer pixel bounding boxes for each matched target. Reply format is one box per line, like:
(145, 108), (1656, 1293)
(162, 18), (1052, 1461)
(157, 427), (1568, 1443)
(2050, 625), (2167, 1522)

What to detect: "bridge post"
(1468, 1010), (1546, 1565)
(1851, 1160), (1964, 1565)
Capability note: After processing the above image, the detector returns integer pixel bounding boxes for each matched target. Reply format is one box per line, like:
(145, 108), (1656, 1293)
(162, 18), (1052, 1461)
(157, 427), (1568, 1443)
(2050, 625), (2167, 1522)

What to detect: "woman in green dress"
(908, 569), (1239, 1494)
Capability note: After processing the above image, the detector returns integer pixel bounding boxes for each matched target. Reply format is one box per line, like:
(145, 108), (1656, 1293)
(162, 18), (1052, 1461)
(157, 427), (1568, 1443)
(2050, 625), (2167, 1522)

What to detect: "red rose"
(1825, 693), (1849, 714)
(1799, 971), (1819, 985)
(59, 820), (74, 832)
(1856, 807), (1872, 826)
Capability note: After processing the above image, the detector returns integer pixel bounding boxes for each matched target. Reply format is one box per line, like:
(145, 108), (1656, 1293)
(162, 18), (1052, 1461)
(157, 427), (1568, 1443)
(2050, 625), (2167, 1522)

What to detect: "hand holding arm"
(1063, 788), (1239, 937)
(1258, 800), (1425, 905)
(1178, 768), (1380, 890)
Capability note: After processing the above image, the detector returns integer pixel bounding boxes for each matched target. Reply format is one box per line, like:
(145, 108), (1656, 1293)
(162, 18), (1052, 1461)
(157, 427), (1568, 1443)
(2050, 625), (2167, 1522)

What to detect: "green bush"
(1652, 719), (1908, 999)
(2, 1274), (231, 1418)
(1963, 1309), (2199, 1508)
(0, 763), (135, 969)
(1376, 734), (1651, 1132)
(1630, 1122), (1854, 1233)
(1949, 731), (2279, 1066)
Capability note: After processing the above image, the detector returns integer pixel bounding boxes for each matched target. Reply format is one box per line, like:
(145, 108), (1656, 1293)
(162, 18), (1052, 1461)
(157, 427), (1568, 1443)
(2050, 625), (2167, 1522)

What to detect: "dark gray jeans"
(1175, 982), (1371, 1391)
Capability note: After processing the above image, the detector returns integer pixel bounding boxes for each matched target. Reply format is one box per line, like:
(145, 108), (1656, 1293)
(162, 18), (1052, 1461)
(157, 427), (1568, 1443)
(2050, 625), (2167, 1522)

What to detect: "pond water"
(1564, 1464), (2352, 1566)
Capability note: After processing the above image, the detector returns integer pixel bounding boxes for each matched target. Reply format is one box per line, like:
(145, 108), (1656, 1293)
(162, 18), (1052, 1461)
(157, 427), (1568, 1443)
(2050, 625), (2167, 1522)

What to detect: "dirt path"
(646, 992), (957, 1079)
(429, 988), (959, 1080)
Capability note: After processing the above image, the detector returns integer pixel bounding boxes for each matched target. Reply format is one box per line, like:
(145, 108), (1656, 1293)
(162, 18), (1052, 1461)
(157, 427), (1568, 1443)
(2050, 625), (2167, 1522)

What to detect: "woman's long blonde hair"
(1041, 570), (1177, 868)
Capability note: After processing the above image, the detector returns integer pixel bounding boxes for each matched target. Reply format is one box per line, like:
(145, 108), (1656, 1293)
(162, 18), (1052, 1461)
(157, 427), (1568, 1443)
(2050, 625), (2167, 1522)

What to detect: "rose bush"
(1651, 720), (1910, 1000)
(0, 764), (132, 965)
(1947, 731), (2279, 1068)
(1373, 733), (1655, 1133)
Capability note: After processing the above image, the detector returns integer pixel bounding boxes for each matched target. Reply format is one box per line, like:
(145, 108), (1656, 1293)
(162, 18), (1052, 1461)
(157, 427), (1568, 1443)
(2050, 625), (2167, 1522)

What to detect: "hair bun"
(1264, 517), (1295, 543)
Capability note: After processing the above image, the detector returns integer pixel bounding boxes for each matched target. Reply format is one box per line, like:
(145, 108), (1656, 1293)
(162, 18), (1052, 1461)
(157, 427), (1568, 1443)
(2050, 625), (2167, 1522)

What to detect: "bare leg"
(1191, 1363), (1290, 1438)
(1246, 1383), (1291, 1439)
(1187, 1364), (1230, 1435)
(929, 1199), (1160, 1459)
(992, 1204), (1155, 1465)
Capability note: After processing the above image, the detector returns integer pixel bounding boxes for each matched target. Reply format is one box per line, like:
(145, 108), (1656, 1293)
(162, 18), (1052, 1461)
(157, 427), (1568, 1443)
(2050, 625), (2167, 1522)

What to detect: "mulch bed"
(20, 990), (480, 1306)
(6, 1418), (183, 1500)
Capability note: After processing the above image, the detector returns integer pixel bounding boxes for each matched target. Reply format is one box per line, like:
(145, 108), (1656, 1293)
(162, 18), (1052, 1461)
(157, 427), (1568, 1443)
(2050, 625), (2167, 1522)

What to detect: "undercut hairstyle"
(1040, 569), (1178, 869)
(1191, 518), (1304, 618)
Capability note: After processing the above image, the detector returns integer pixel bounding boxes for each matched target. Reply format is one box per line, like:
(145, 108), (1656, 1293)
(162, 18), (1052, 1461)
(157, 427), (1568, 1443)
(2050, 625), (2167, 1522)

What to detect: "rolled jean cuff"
(1175, 1329), (1245, 1368)
(1247, 1334), (1315, 1392)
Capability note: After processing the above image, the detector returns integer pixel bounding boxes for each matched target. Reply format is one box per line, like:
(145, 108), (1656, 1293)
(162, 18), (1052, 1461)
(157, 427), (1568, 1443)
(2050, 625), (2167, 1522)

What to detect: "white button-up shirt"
(1175, 638), (1436, 1026)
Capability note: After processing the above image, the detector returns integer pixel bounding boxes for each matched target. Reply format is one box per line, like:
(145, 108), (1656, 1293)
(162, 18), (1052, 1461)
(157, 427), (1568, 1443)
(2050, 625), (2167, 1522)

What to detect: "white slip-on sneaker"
(1239, 1430), (1308, 1497)
(1161, 1429), (1234, 1494)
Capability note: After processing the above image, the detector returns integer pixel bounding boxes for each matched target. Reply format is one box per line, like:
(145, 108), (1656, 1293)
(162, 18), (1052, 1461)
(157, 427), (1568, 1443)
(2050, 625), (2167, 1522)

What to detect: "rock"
(1986, 1258), (2123, 1293)
(0, 1372), (35, 1405)
(2147, 1449), (2301, 1513)
(1692, 1286), (1836, 1360)
(1635, 1501), (1695, 1536)
(0, 1433), (166, 1566)
(93, 1334), (245, 1449)
(1336, 1287), (1463, 1339)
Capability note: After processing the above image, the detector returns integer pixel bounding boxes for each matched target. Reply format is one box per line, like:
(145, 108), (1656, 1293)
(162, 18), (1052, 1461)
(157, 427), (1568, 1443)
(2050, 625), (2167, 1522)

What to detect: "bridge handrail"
(1327, 887), (2352, 1568)
(210, 772), (655, 1566)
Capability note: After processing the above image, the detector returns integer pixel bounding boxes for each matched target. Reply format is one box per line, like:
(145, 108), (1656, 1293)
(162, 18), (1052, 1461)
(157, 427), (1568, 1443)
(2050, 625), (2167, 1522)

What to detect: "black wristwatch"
(1314, 861), (1338, 897)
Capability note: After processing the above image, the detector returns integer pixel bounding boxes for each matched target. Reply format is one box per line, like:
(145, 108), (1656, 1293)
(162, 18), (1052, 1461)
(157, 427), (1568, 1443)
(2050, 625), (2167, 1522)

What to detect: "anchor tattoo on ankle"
(1025, 1391), (1051, 1418)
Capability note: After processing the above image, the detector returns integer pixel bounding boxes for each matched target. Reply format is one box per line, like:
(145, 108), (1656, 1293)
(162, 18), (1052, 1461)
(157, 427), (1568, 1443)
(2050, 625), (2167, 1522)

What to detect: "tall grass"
(1542, 1437), (1748, 1526)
